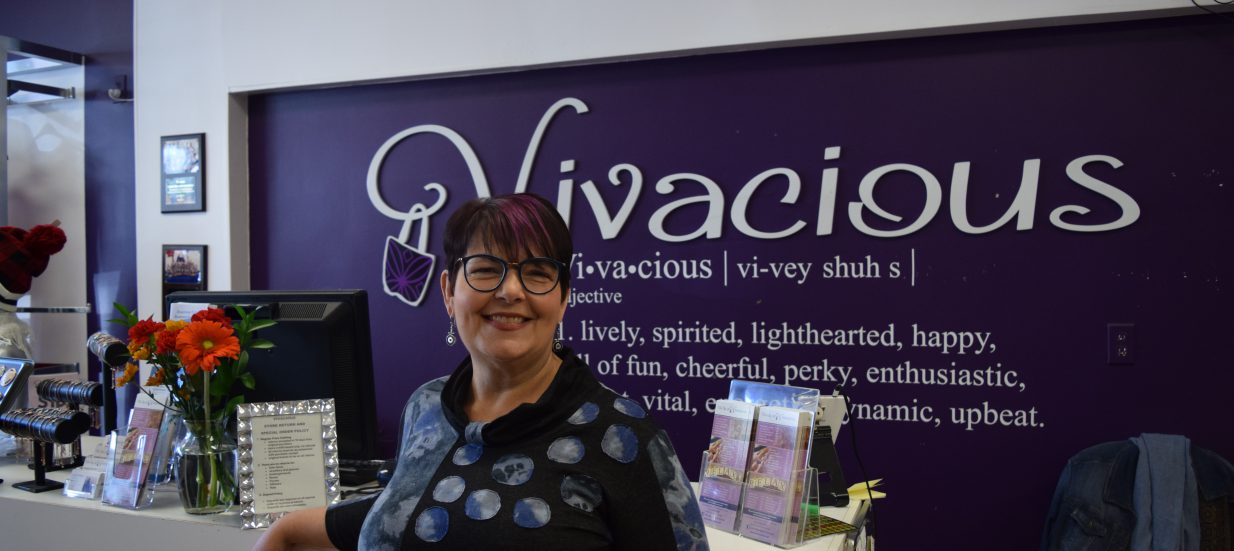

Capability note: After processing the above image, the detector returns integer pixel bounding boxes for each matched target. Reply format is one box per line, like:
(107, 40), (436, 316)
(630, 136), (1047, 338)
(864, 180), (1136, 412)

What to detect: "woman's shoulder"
(412, 374), (450, 396)
(399, 375), (451, 420)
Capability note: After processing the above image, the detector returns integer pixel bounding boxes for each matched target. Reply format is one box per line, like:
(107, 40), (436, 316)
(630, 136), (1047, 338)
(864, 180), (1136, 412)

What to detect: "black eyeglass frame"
(454, 254), (568, 295)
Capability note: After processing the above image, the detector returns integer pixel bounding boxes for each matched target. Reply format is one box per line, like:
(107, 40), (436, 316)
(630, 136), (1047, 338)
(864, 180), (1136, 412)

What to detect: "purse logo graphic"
(380, 191), (442, 308)
(366, 124), (494, 308)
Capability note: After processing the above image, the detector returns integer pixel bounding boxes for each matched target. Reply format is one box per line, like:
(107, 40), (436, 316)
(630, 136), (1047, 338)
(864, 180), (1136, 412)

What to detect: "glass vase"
(173, 417), (237, 514)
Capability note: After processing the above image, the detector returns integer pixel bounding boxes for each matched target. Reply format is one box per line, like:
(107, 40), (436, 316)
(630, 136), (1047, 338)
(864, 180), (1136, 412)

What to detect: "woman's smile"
(485, 312), (533, 328)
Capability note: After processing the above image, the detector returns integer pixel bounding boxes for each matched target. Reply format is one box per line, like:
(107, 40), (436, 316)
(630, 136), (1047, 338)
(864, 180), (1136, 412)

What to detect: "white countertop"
(0, 438), (864, 551)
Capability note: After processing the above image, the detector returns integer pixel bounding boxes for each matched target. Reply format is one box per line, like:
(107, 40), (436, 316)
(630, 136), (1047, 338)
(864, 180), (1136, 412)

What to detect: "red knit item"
(25, 224), (67, 258)
(0, 223), (68, 294)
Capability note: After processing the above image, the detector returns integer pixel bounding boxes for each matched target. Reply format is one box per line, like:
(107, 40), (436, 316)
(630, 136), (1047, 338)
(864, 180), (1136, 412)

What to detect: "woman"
(255, 194), (708, 550)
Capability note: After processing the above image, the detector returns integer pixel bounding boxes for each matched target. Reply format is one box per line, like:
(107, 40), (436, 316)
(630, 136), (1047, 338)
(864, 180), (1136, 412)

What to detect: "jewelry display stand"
(13, 440), (64, 493)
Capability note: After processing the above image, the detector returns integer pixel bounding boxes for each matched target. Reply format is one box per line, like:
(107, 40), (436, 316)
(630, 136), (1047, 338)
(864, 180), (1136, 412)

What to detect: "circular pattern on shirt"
(432, 475), (465, 503)
(491, 453), (535, 485)
(415, 506), (449, 542)
(513, 497), (552, 528)
(602, 424), (639, 463)
(567, 401), (599, 425)
(560, 473), (604, 513)
(547, 436), (585, 464)
(612, 397), (646, 419)
(465, 489), (502, 520)
(453, 443), (483, 466)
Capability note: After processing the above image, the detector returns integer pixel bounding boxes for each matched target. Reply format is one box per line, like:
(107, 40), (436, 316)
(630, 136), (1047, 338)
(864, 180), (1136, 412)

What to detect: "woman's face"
(441, 240), (569, 370)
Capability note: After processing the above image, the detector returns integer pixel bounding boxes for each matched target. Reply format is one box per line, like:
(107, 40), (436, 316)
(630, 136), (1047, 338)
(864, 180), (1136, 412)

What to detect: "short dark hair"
(443, 193), (572, 299)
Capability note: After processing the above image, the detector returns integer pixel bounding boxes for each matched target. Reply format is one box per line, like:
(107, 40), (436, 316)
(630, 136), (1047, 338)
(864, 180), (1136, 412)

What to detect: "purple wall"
(2, 0), (137, 427)
(250, 16), (1234, 549)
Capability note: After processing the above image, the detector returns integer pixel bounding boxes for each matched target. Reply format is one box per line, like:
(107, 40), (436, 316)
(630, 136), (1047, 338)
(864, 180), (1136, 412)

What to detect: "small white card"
(64, 439), (111, 499)
(63, 470), (104, 499)
(168, 302), (212, 322)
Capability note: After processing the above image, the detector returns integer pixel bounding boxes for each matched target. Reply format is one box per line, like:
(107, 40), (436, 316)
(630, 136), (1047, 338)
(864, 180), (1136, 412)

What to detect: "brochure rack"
(701, 453), (859, 548)
(101, 430), (156, 509)
(702, 381), (860, 548)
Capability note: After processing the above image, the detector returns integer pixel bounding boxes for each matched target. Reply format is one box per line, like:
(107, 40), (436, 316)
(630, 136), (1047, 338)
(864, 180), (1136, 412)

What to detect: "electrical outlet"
(1107, 323), (1135, 365)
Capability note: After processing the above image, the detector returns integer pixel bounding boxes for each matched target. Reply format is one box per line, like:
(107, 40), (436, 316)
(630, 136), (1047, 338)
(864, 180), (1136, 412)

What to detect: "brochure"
(101, 391), (165, 508)
(738, 405), (813, 546)
(698, 399), (758, 532)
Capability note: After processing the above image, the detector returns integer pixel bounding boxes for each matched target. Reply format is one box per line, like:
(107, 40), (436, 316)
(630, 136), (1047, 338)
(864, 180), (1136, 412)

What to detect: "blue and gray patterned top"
(325, 348), (710, 551)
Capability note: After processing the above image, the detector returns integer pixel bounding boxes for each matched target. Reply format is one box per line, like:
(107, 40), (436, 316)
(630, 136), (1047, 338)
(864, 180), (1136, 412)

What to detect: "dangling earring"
(446, 318), (457, 346)
(554, 324), (564, 352)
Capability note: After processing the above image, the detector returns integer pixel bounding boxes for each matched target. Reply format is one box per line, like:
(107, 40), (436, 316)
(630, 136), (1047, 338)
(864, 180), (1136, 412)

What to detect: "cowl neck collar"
(440, 346), (592, 446)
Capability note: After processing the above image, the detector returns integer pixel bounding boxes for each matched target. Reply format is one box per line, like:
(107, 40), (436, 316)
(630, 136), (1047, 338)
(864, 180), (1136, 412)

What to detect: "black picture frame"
(160, 133), (205, 213)
(162, 244), (206, 318)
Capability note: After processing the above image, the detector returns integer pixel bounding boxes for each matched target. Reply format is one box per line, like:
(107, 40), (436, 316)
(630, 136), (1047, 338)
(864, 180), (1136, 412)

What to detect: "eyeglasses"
(456, 254), (565, 295)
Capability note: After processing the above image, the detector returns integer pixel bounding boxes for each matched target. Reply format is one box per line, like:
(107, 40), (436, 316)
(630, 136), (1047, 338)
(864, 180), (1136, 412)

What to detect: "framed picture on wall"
(162, 244), (206, 317)
(160, 133), (205, 213)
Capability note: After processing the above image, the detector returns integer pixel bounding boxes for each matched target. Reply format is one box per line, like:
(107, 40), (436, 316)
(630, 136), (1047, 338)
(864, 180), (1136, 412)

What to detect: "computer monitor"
(165, 290), (380, 472)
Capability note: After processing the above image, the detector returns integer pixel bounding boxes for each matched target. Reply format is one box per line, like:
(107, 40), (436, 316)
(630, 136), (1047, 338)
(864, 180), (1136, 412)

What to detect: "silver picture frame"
(237, 399), (341, 530)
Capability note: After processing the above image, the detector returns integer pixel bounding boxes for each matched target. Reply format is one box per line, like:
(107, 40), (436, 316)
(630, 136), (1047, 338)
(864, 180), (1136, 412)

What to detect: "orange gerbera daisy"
(175, 320), (240, 375)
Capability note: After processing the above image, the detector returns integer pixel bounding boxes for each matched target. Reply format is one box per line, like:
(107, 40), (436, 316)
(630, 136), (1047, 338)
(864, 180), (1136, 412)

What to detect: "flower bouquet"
(112, 303), (274, 514)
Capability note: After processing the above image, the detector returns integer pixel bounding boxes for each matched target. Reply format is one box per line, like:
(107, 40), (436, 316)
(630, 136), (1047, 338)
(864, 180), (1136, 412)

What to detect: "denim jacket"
(1040, 440), (1234, 551)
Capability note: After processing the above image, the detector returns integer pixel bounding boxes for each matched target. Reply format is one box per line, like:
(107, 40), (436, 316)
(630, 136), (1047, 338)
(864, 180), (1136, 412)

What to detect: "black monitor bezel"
(164, 289), (379, 463)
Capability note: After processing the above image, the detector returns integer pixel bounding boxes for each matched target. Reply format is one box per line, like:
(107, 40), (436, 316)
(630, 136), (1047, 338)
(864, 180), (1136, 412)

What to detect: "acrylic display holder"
(793, 468), (861, 542)
(809, 425), (848, 508)
(703, 453), (854, 547)
(62, 438), (110, 500)
(736, 464), (817, 548)
(707, 381), (860, 548)
(100, 430), (156, 509)
(726, 462), (858, 548)
(62, 469), (103, 499)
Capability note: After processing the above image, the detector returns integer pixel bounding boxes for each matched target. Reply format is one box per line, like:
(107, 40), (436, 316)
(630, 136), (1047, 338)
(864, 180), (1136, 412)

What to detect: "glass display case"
(3, 36), (85, 227)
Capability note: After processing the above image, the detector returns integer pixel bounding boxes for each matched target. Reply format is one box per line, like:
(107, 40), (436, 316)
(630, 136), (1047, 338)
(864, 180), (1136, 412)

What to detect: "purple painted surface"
(250, 17), (1234, 549)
